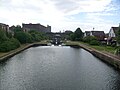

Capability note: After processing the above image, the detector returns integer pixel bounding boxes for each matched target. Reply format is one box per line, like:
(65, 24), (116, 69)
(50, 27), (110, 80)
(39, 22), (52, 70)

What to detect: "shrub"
(0, 38), (20, 52)
(83, 36), (97, 43)
(0, 29), (8, 43)
(89, 40), (100, 45)
(14, 31), (33, 44)
(29, 30), (44, 42)
(10, 38), (21, 48)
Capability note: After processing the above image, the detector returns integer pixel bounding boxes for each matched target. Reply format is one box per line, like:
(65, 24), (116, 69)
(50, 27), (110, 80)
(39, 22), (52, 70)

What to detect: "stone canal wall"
(68, 44), (120, 69)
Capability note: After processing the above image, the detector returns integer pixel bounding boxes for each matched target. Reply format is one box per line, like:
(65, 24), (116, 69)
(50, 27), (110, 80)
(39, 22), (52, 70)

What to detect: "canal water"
(0, 46), (120, 90)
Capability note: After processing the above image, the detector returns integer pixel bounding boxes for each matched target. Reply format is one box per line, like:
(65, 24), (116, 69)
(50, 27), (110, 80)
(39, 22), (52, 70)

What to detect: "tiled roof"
(91, 31), (105, 36)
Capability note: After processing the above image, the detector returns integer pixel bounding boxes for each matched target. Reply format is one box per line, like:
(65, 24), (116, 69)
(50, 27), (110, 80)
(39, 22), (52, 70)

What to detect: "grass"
(65, 41), (116, 54)
(91, 45), (116, 54)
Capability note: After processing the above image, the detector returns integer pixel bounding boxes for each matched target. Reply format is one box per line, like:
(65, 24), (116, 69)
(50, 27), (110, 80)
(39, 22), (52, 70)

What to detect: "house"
(0, 23), (9, 32)
(107, 27), (119, 45)
(84, 30), (105, 41)
(65, 30), (73, 35)
(84, 31), (91, 37)
(108, 27), (119, 37)
(22, 23), (51, 33)
(90, 31), (105, 41)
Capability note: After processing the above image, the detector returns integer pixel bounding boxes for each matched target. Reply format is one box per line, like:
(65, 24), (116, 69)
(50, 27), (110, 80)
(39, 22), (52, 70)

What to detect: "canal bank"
(66, 41), (120, 69)
(0, 42), (47, 62)
(1, 40), (120, 69)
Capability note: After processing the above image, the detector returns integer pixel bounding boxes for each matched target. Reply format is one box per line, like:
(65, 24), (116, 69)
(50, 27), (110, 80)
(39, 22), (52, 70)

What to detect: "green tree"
(70, 33), (75, 41)
(14, 31), (33, 44)
(116, 25), (120, 54)
(83, 36), (97, 43)
(0, 29), (8, 43)
(29, 30), (44, 42)
(0, 38), (20, 52)
(117, 25), (120, 44)
(69, 28), (83, 41)
(10, 38), (21, 48)
(74, 28), (83, 41)
(0, 27), (21, 52)
(13, 25), (23, 32)
(83, 36), (100, 45)
(6, 32), (13, 38)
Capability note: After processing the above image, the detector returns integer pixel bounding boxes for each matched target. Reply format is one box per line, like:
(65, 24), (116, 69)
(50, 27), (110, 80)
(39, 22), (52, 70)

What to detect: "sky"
(0, 0), (120, 33)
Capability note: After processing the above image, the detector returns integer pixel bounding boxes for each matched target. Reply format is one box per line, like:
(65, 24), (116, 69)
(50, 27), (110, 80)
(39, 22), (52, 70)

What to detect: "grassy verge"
(65, 41), (116, 54)
(90, 45), (116, 54)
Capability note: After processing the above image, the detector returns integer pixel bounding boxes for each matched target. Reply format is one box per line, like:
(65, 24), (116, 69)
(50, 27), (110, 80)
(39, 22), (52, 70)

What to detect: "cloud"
(51, 0), (113, 15)
(0, 0), (119, 33)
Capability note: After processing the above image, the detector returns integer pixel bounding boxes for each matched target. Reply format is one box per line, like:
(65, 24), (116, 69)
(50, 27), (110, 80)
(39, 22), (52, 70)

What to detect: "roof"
(85, 31), (91, 36)
(85, 31), (91, 33)
(111, 27), (119, 35)
(91, 31), (105, 36)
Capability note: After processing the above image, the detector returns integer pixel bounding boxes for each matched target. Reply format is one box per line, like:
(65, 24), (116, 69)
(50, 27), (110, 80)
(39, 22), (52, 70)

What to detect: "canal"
(0, 46), (120, 90)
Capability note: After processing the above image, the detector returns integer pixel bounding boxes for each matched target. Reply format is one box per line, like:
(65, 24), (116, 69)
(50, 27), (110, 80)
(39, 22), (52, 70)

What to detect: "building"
(84, 31), (91, 37)
(22, 23), (51, 33)
(0, 23), (9, 32)
(84, 30), (105, 41)
(108, 27), (119, 38)
(65, 30), (73, 35)
(107, 27), (119, 45)
(90, 31), (105, 41)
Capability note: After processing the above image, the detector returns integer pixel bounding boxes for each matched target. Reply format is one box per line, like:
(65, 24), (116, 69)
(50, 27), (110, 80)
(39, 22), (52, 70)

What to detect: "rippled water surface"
(0, 46), (120, 90)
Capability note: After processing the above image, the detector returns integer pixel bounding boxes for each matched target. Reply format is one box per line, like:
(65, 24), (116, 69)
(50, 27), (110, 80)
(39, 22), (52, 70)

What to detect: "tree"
(0, 29), (8, 43)
(70, 28), (83, 41)
(14, 31), (33, 44)
(28, 30), (45, 42)
(13, 25), (23, 32)
(117, 25), (120, 44)
(0, 38), (20, 52)
(116, 25), (120, 55)
(83, 36), (100, 45)
(70, 33), (75, 41)
(74, 28), (83, 41)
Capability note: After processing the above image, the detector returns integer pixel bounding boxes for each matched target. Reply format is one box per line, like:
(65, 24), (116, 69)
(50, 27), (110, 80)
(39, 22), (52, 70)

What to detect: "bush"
(83, 36), (90, 43)
(0, 29), (8, 43)
(29, 30), (44, 42)
(0, 38), (20, 52)
(89, 40), (100, 45)
(0, 41), (12, 52)
(83, 36), (100, 45)
(10, 38), (21, 48)
(14, 31), (33, 44)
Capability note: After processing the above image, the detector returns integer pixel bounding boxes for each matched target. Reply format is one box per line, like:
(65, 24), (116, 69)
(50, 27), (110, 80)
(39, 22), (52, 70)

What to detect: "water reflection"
(0, 46), (120, 90)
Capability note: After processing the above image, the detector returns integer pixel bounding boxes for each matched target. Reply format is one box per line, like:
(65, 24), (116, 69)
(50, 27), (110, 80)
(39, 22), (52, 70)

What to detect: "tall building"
(22, 23), (51, 33)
